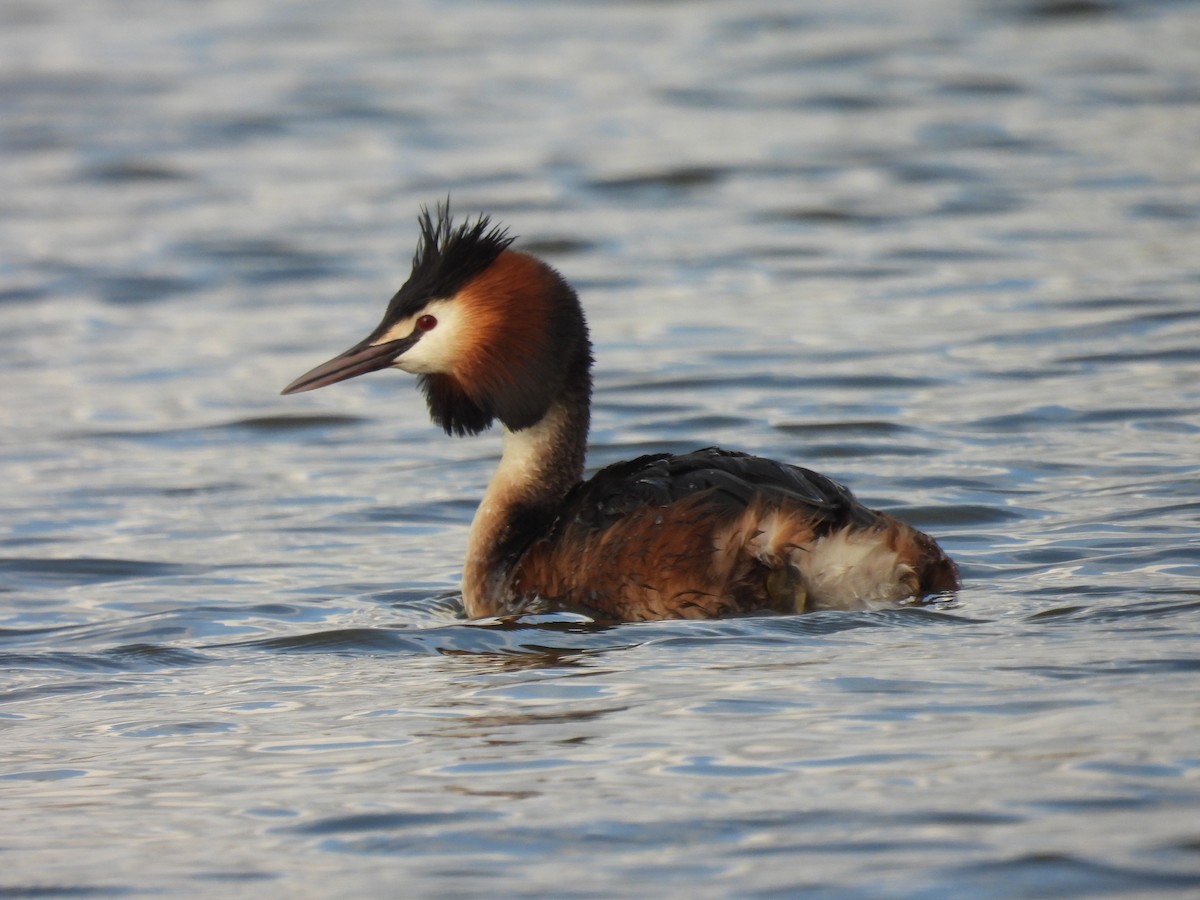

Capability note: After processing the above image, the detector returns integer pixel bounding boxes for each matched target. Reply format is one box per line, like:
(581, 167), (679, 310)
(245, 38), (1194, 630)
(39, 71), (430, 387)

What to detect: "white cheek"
(373, 299), (462, 375)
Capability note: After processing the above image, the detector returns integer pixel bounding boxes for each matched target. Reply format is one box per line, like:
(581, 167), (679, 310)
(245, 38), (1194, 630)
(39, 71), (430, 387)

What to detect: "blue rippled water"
(2, 0), (1199, 896)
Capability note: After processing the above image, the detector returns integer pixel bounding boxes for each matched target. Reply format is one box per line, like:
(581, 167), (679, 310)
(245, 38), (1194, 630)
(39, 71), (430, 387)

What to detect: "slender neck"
(462, 368), (590, 616)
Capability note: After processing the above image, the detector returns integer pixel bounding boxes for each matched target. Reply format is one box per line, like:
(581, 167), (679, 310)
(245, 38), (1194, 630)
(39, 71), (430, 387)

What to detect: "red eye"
(417, 314), (437, 332)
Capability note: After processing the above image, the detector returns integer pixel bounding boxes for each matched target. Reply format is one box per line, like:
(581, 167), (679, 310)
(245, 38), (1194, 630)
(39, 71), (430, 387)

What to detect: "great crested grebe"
(283, 206), (959, 621)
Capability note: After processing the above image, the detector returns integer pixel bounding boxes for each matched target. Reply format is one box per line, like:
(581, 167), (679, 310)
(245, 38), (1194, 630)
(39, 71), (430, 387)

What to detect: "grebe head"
(282, 205), (591, 436)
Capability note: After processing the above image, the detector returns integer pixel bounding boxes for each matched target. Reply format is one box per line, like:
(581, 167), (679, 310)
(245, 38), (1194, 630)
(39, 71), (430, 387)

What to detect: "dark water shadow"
(216, 604), (981, 664)
(0, 556), (209, 589)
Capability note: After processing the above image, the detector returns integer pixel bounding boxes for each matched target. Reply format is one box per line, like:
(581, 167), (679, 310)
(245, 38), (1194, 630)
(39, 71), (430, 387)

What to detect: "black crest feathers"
(384, 202), (516, 321)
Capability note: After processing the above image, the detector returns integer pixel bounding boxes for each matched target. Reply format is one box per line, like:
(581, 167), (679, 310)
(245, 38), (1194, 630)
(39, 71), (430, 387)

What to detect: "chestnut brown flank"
(507, 493), (953, 620)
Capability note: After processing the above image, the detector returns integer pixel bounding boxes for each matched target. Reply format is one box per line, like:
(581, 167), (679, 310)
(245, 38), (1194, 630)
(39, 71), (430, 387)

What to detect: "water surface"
(2, 0), (1199, 896)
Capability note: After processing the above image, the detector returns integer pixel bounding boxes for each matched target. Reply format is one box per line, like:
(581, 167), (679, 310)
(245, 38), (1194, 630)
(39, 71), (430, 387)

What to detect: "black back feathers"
(559, 447), (879, 535)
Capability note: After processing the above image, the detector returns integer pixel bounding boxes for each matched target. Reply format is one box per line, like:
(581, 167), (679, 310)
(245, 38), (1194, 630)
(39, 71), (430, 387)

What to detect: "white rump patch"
(793, 527), (913, 611)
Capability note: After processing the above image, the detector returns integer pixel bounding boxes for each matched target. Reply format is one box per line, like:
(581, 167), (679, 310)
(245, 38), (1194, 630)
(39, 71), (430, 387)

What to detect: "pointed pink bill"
(280, 336), (416, 395)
